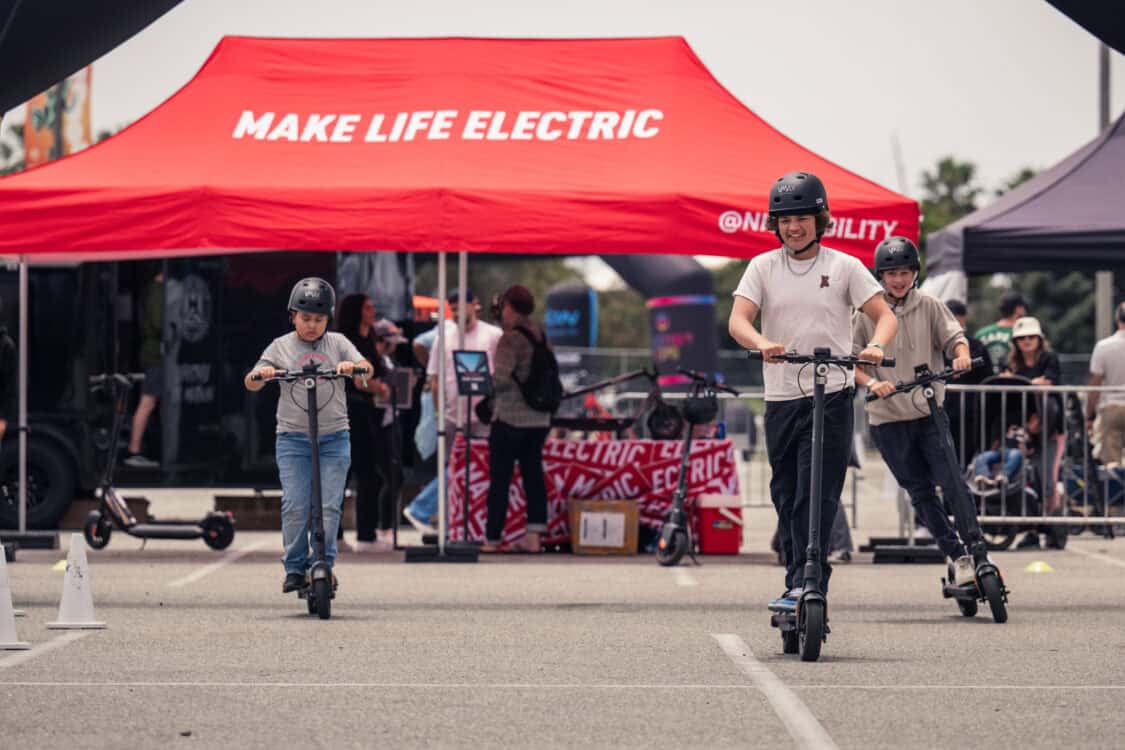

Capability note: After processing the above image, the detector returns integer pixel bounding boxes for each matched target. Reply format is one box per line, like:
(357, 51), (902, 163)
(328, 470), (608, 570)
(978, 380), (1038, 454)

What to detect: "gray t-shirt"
(256, 331), (364, 435)
(1090, 330), (1125, 411)
(733, 246), (883, 401)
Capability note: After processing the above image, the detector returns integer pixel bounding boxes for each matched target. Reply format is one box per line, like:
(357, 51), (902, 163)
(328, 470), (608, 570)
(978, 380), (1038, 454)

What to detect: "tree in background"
(0, 122), (25, 175)
(919, 157), (981, 249)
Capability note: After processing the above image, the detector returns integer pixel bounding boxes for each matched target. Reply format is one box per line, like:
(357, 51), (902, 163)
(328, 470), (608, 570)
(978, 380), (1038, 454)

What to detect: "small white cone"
(47, 534), (105, 630)
(0, 553), (30, 649)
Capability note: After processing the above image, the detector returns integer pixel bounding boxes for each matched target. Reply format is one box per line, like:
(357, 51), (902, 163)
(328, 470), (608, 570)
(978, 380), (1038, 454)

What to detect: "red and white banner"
(447, 437), (738, 546)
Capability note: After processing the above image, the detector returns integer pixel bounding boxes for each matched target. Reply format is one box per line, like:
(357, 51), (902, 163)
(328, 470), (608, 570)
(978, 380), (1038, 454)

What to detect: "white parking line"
(167, 540), (269, 588)
(1068, 546), (1125, 568)
(673, 568), (698, 586)
(712, 633), (839, 750)
(2, 681), (1121, 690)
(0, 632), (93, 671)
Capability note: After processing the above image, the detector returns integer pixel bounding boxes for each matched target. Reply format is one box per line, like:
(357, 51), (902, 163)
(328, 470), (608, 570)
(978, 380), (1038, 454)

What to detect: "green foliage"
(710, 258), (744, 349)
(919, 156), (980, 249)
(0, 122), (25, 176)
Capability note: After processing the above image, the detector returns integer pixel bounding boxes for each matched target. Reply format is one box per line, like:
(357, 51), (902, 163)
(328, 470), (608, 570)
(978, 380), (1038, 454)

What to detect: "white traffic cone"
(47, 533), (105, 630)
(0, 553), (30, 649)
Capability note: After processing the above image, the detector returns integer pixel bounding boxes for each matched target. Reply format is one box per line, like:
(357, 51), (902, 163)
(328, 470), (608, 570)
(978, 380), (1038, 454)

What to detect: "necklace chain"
(783, 247), (820, 277)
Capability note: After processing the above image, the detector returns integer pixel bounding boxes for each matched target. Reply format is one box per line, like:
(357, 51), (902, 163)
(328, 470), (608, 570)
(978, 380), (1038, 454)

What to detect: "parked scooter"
(83, 373), (235, 551)
(253, 363), (367, 620)
(656, 369), (739, 566)
(749, 348), (895, 661)
(870, 360), (1009, 623)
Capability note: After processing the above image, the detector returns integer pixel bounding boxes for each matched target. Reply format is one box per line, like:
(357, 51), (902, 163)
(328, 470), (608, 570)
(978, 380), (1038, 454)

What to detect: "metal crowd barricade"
(946, 382), (1125, 537)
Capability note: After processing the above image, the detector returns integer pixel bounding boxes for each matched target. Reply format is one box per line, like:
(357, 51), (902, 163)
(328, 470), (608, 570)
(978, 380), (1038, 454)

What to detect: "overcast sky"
(3, 0), (1123, 283)
(60, 0), (1125, 197)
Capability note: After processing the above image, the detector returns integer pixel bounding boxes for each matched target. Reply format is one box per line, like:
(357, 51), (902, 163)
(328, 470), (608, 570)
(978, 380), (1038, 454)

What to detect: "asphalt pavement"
(2, 469), (1124, 749)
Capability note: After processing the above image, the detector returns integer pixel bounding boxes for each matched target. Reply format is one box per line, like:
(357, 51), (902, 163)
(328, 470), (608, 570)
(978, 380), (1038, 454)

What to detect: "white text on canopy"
(231, 109), (664, 143)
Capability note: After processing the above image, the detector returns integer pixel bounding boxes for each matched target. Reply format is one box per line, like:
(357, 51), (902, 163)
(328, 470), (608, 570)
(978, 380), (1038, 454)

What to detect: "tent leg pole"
(437, 252), (447, 556)
(17, 261), (27, 534)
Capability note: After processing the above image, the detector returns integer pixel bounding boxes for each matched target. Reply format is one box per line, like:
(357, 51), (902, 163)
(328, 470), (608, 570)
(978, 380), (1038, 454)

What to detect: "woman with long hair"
(336, 293), (392, 551)
(1003, 316), (1065, 541)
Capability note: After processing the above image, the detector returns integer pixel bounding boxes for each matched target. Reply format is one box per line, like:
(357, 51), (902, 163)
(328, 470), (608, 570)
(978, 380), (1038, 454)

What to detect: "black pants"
(870, 414), (969, 560)
(485, 422), (549, 543)
(765, 391), (853, 593)
(348, 408), (396, 541)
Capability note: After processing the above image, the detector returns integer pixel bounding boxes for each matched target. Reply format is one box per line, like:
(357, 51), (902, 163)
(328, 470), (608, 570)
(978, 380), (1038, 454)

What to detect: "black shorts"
(141, 365), (164, 397)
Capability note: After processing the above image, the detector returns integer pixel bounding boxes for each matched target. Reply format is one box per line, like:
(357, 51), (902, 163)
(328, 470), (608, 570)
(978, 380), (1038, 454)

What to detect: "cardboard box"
(567, 499), (639, 555)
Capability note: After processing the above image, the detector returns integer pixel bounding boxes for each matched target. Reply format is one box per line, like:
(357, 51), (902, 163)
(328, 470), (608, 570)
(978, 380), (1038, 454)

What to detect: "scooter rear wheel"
(656, 528), (688, 567)
(83, 511), (112, 550)
(980, 572), (1007, 624)
(202, 516), (235, 550)
(782, 630), (799, 654)
(313, 578), (331, 620)
(798, 600), (825, 662)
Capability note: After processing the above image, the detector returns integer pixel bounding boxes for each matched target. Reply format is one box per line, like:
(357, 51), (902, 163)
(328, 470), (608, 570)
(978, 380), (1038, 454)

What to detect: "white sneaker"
(403, 507), (436, 535)
(353, 539), (393, 553)
(953, 555), (976, 587)
(914, 525), (933, 541)
(123, 453), (160, 468)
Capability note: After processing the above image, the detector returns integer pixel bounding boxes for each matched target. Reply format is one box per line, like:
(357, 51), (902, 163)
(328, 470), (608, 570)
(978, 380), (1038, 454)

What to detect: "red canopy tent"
(0, 36), (916, 262)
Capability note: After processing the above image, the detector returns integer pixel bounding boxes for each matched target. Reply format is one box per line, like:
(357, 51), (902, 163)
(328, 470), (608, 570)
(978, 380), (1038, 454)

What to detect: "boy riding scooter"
(852, 237), (986, 588)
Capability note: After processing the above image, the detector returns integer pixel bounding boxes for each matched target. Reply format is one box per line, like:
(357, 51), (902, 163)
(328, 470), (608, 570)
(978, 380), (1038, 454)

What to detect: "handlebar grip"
(881, 356), (895, 368)
(747, 350), (763, 361)
(250, 373), (264, 382)
(352, 366), (370, 377)
(864, 391), (879, 403)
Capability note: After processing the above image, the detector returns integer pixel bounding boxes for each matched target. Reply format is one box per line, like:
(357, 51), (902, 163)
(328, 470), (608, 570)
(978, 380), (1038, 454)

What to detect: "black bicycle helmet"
(682, 394), (719, 426)
(288, 277), (336, 318)
(768, 171), (829, 217)
(872, 236), (920, 277)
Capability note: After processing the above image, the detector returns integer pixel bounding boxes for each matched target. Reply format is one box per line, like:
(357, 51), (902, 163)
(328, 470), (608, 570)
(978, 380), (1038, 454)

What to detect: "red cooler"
(696, 494), (743, 554)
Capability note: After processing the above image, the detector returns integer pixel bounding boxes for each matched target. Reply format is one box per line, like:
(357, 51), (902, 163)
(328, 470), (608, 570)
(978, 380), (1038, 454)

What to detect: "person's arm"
(245, 362), (276, 391)
(492, 333), (517, 389)
(412, 342), (430, 369)
(857, 294), (896, 365)
(1031, 351), (1060, 386)
(728, 297), (785, 361)
(1087, 373), (1104, 422)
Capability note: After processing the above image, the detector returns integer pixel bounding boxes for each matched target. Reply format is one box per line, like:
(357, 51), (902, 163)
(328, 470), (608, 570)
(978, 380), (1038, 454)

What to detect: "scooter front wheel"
(798, 600), (825, 662)
(83, 511), (112, 550)
(656, 528), (688, 567)
(202, 515), (235, 550)
(980, 572), (1007, 624)
(312, 578), (331, 620)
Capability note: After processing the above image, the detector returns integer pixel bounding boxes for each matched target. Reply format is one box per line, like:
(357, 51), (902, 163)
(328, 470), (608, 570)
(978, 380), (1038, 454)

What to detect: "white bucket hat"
(1012, 316), (1043, 339)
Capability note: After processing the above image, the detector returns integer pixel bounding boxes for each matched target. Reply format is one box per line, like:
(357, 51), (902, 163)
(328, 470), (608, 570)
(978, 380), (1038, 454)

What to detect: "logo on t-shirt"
(820, 275), (830, 289)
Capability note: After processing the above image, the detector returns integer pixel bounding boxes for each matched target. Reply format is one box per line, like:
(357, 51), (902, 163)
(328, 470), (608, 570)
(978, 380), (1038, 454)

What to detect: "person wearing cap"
(729, 171), (896, 609)
(1087, 302), (1125, 468)
(942, 299), (993, 462)
(975, 290), (1028, 372)
(481, 285), (552, 553)
(853, 237), (981, 588)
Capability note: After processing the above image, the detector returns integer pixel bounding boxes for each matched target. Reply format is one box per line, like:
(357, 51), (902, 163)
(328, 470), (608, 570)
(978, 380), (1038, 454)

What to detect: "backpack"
(512, 325), (563, 414)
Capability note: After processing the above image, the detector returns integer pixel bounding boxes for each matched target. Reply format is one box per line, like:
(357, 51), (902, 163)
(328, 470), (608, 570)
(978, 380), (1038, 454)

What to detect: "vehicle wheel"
(782, 629), (799, 655)
(306, 591), (316, 615)
(313, 578), (331, 620)
(83, 510), (112, 550)
(202, 515), (235, 550)
(656, 528), (688, 567)
(980, 572), (1007, 624)
(0, 439), (76, 529)
(956, 597), (978, 617)
(798, 600), (825, 662)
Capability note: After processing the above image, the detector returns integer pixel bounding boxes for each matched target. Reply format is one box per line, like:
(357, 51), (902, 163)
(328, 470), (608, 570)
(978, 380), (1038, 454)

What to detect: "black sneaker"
(1016, 532), (1040, 550)
(282, 573), (308, 593)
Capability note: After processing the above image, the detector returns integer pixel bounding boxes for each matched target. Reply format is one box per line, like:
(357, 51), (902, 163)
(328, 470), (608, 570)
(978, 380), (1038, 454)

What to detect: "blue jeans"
(407, 473), (441, 522)
(974, 449), (1023, 481)
(276, 430), (351, 575)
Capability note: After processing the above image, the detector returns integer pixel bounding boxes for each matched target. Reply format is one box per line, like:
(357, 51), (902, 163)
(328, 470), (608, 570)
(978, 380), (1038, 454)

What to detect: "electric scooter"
(83, 373), (236, 551)
(749, 348), (894, 661)
(655, 369), (740, 566)
(253, 363), (368, 620)
(870, 360), (1009, 623)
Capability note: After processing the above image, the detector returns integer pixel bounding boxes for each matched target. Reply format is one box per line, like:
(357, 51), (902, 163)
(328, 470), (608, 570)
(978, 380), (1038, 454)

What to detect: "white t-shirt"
(733, 246), (883, 401)
(426, 318), (503, 423)
(1090, 330), (1125, 410)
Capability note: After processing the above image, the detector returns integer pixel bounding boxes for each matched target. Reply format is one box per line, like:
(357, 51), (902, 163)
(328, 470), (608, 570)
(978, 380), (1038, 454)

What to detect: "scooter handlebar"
(676, 368), (740, 397)
(746, 349), (894, 368)
(864, 357), (986, 402)
(251, 366), (370, 382)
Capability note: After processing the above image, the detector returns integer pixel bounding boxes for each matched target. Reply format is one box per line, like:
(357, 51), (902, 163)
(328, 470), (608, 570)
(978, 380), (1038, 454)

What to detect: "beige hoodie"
(852, 288), (967, 426)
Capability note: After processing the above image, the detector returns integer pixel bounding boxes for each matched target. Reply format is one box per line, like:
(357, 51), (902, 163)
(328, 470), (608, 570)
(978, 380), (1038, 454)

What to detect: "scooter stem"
(804, 362), (828, 591)
(305, 372), (326, 564)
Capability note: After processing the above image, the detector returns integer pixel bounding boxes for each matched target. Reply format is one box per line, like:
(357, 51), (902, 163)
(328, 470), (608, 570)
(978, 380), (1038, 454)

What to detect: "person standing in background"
(1087, 302), (1125, 468)
(943, 299), (994, 463)
(975, 290), (1028, 372)
(125, 270), (164, 468)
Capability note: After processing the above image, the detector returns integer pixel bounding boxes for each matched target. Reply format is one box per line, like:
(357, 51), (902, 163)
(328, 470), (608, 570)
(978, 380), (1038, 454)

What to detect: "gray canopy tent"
(926, 110), (1125, 278)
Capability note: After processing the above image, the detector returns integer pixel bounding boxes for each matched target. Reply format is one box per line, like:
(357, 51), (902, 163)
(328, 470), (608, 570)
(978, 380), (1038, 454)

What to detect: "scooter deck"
(941, 579), (978, 601)
(767, 600), (797, 613)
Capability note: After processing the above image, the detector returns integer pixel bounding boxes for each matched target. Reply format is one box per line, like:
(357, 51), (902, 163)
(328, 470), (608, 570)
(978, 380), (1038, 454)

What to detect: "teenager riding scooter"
(853, 237), (1004, 604)
(729, 171), (897, 659)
